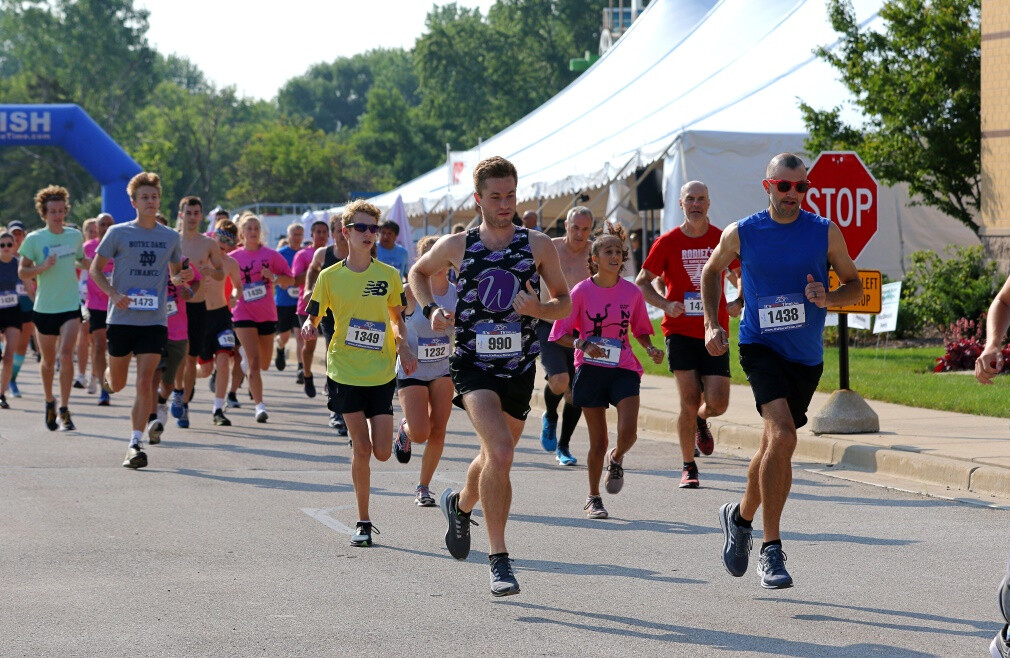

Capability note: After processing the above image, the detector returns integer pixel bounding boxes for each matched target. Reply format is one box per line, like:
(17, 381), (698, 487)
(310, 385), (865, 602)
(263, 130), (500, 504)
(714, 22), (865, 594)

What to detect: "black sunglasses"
(349, 223), (380, 234)
(0, 243), (13, 248)
(765, 179), (811, 193)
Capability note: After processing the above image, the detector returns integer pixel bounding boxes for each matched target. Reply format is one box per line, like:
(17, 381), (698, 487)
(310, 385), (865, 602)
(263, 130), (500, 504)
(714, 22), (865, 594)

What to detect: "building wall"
(981, 0), (1010, 270)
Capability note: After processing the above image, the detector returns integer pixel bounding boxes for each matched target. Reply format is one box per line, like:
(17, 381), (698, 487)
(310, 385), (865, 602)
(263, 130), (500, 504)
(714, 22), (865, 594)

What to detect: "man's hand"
(512, 280), (540, 317)
(975, 346), (1004, 385)
(431, 308), (455, 332)
(111, 291), (130, 311)
(727, 298), (743, 318)
(665, 300), (685, 318)
(705, 324), (729, 356)
(805, 273), (827, 308)
(300, 319), (318, 340)
(42, 254), (57, 271)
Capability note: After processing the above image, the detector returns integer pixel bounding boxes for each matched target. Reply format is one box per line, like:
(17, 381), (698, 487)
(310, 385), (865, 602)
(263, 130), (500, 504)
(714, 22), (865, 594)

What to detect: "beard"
(482, 212), (515, 230)
(770, 198), (800, 220)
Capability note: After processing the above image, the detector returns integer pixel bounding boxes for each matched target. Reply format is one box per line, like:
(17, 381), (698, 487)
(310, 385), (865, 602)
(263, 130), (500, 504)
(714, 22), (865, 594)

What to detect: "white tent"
(318, 0), (978, 278)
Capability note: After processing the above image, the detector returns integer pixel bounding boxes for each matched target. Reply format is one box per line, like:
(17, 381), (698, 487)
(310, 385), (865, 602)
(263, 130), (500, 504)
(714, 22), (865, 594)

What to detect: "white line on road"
(301, 506), (356, 535)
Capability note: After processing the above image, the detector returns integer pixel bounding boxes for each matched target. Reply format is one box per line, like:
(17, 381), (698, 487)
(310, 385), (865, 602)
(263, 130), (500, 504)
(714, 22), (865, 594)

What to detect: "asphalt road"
(1, 362), (1003, 657)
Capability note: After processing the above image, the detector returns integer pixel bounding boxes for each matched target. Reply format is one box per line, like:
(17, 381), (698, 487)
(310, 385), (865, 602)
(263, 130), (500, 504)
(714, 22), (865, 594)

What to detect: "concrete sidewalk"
(530, 365), (1010, 503)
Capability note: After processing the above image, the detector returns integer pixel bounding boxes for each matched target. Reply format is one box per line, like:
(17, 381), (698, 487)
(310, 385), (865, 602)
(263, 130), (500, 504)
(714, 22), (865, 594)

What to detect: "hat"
(7, 220), (25, 233)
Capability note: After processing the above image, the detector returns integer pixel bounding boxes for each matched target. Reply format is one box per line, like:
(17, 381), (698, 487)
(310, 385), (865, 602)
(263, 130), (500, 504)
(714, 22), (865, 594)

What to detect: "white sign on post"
(873, 281), (902, 334)
(848, 313), (872, 330)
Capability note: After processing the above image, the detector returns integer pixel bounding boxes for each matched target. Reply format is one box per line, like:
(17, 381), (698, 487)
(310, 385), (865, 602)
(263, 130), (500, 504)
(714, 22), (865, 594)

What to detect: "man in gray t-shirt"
(97, 220), (183, 326)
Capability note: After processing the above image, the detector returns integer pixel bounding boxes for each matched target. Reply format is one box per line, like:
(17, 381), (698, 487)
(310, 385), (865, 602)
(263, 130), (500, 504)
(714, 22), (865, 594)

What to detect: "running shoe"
(540, 413), (558, 452)
(350, 521), (379, 547)
(393, 418), (411, 464)
(719, 502), (752, 578)
(679, 463), (700, 489)
(584, 495), (608, 519)
(87, 376), (97, 395)
(9, 380), (19, 398)
(0, 394), (8, 409)
(440, 488), (476, 560)
(303, 375), (316, 399)
(275, 347), (286, 371)
(44, 400), (57, 431)
(147, 417), (163, 444)
(73, 373), (87, 389)
(58, 407), (75, 432)
(992, 625), (1010, 658)
(169, 390), (184, 418)
(605, 451), (624, 494)
(694, 446), (701, 458)
(695, 418), (715, 456)
(213, 409), (232, 426)
(97, 389), (111, 406)
(332, 412), (348, 437)
(757, 544), (793, 589)
(157, 403), (168, 429)
(177, 403), (190, 429)
(415, 485), (436, 507)
(208, 369), (216, 393)
(489, 554), (520, 597)
(295, 367), (305, 385)
(556, 446), (577, 466)
(122, 445), (148, 469)
(255, 408), (268, 423)
(226, 391), (241, 408)
(1000, 555), (1010, 630)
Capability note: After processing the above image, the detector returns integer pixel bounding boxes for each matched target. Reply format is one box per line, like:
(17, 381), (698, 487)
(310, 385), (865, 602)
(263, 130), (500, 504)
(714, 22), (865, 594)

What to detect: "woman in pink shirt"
(549, 223), (665, 520)
(230, 215), (294, 422)
(82, 213), (115, 405)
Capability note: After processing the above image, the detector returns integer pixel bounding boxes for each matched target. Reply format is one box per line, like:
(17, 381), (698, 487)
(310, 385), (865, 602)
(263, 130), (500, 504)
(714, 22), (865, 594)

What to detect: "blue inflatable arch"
(0, 104), (142, 222)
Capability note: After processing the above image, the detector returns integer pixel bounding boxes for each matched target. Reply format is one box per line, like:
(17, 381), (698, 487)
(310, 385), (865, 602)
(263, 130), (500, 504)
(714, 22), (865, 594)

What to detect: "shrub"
(933, 313), (1010, 373)
(902, 246), (1000, 337)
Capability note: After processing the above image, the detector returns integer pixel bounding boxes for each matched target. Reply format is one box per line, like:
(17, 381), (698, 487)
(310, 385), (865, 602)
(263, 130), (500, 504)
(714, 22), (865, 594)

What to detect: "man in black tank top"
(410, 156), (571, 598)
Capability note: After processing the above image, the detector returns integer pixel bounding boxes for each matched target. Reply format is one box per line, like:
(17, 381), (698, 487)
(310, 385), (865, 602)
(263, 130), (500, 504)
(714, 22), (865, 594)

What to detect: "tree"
(351, 84), (442, 185)
(800, 0), (980, 233)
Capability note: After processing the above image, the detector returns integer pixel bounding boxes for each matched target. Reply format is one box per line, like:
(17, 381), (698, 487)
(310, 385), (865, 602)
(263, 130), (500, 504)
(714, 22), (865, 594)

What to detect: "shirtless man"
(536, 206), (593, 466)
(169, 196), (224, 428)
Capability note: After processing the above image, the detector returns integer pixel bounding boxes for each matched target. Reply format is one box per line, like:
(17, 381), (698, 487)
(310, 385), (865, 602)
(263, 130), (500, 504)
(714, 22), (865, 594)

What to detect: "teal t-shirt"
(17, 227), (84, 314)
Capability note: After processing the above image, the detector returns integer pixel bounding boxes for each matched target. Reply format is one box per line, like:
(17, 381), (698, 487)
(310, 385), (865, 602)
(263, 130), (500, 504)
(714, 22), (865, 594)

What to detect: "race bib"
(243, 282), (267, 303)
(582, 336), (622, 367)
(166, 298), (178, 317)
(217, 329), (236, 348)
(345, 318), (385, 350)
(757, 293), (806, 333)
(286, 286), (300, 299)
(16, 282), (26, 296)
(684, 292), (704, 316)
(475, 322), (521, 358)
(0, 290), (17, 309)
(127, 287), (158, 311)
(417, 336), (450, 362)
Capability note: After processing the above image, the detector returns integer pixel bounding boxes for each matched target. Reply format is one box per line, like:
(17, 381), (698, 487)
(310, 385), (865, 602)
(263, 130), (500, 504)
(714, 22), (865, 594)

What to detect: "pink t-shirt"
(231, 246), (293, 323)
(549, 277), (654, 376)
(292, 247), (315, 316)
(166, 268), (202, 341)
(83, 238), (113, 311)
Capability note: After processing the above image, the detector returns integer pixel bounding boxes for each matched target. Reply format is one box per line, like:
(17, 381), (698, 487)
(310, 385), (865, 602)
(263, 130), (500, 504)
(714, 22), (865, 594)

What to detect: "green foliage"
(900, 246), (998, 335)
(801, 0), (980, 233)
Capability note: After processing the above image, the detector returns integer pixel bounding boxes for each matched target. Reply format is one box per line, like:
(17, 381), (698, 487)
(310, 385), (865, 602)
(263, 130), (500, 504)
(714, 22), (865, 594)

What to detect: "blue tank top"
(737, 210), (829, 366)
(274, 245), (299, 307)
(397, 282), (456, 381)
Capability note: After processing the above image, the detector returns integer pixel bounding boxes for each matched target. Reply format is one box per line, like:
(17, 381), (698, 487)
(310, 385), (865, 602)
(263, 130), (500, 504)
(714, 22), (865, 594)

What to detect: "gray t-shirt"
(97, 221), (182, 326)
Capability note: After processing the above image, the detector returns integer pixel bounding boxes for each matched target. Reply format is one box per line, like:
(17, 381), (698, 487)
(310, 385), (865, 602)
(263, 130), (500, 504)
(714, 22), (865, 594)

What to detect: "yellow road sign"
(827, 269), (882, 314)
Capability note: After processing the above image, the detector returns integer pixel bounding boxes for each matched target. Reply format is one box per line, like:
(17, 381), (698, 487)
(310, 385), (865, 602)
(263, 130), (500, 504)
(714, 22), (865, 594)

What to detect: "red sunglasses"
(764, 179), (811, 193)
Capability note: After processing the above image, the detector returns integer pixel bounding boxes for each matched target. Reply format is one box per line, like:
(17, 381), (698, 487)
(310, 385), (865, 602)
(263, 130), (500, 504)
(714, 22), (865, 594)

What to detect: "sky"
(135, 0), (498, 101)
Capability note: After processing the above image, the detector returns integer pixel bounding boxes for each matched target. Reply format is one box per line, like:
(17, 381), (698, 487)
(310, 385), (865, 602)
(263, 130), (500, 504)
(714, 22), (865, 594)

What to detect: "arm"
(199, 240), (225, 281)
(808, 222), (862, 308)
(635, 267), (681, 317)
(634, 333), (665, 364)
(701, 223), (741, 356)
(408, 234), (462, 331)
(389, 303), (416, 375)
(726, 266), (743, 317)
(513, 232), (570, 321)
(90, 254), (130, 310)
(19, 254), (57, 280)
(977, 274), (1010, 384)
(304, 247), (325, 297)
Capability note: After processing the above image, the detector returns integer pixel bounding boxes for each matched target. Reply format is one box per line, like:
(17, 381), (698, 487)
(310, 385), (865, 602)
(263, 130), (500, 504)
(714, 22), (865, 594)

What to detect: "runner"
(230, 214), (294, 423)
(410, 156), (571, 597)
(196, 219), (241, 426)
(702, 153), (861, 589)
(8, 219), (33, 398)
(73, 217), (98, 391)
(291, 219), (330, 388)
(636, 180), (742, 488)
(549, 222), (663, 518)
(18, 185), (85, 431)
(274, 222), (304, 373)
(392, 235), (456, 507)
(0, 230), (23, 408)
(82, 213), (115, 405)
(302, 199), (415, 546)
(536, 206), (593, 465)
(91, 172), (187, 469)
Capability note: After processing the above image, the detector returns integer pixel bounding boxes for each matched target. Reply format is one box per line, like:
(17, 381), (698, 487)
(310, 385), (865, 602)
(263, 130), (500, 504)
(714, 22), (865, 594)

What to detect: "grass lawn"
(629, 317), (1010, 418)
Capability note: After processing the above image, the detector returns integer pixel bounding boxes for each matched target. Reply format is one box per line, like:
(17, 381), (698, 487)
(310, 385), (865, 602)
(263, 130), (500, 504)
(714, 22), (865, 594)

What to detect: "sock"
(214, 397), (224, 412)
(488, 552), (509, 562)
(683, 461), (696, 470)
(696, 415), (707, 430)
(157, 394), (167, 405)
(11, 353), (23, 380)
(186, 387), (195, 403)
(559, 402), (582, 451)
(297, 361), (303, 369)
(130, 430), (142, 447)
(59, 406), (68, 414)
(255, 402), (266, 413)
(733, 508), (753, 529)
(147, 413), (157, 422)
(543, 386), (562, 421)
(761, 539), (782, 552)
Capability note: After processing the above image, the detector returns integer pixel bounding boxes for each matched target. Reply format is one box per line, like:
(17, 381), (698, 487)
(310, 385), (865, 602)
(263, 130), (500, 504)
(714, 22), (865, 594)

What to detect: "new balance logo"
(362, 281), (388, 297)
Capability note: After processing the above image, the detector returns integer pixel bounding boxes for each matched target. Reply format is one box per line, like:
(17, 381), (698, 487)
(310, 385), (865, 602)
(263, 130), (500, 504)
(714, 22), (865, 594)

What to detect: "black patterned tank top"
(451, 226), (540, 376)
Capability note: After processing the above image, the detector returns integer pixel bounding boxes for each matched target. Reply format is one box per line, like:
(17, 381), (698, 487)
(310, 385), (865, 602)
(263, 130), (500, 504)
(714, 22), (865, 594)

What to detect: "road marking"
(301, 506), (356, 535)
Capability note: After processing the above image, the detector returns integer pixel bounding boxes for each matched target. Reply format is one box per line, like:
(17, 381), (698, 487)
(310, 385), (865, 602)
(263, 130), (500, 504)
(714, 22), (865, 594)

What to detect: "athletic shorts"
(159, 339), (188, 389)
(199, 306), (236, 362)
(277, 305), (298, 333)
(536, 320), (575, 380)
(397, 375), (451, 390)
(450, 360), (536, 421)
(326, 377), (396, 418)
(235, 319), (277, 336)
(33, 309), (81, 336)
(666, 334), (731, 378)
(572, 364), (641, 409)
(186, 301), (207, 357)
(738, 342), (823, 429)
(87, 307), (107, 333)
(0, 306), (23, 332)
(107, 323), (167, 358)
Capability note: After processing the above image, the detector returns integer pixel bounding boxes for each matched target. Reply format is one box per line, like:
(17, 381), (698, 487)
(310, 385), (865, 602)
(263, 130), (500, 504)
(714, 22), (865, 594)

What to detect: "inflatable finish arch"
(0, 104), (142, 222)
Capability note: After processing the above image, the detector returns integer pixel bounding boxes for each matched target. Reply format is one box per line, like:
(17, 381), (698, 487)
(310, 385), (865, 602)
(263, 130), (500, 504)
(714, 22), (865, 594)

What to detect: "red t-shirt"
(641, 225), (737, 339)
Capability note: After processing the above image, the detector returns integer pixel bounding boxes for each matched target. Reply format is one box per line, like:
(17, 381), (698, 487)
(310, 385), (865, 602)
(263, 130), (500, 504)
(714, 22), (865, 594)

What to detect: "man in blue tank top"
(700, 153), (862, 590)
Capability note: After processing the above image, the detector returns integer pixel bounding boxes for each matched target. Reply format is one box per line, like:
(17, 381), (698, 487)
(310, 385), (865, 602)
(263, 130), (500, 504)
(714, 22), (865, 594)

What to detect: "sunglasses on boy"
(764, 179), (811, 193)
(0, 242), (13, 248)
(349, 223), (380, 234)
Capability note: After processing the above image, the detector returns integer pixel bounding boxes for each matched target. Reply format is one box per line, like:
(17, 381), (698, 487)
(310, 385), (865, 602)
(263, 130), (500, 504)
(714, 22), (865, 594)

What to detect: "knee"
(588, 436), (609, 457)
(485, 443), (514, 471)
(409, 418), (431, 442)
(373, 444), (391, 462)
(705, 399), (728, 417)
(547, 374), (569, 395)
(680, 400), (700, 418)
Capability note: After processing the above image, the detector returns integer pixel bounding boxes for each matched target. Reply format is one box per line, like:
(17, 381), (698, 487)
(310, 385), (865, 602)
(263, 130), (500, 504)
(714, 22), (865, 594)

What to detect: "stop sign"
(801, 151), (878, 261)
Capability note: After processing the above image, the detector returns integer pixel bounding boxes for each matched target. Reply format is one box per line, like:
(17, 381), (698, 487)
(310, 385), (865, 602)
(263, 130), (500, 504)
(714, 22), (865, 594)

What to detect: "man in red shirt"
(636, 181), (741, 488)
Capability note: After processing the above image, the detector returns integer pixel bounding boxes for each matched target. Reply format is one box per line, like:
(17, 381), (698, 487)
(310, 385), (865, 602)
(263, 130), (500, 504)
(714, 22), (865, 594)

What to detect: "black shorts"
(88, 307), (107, 333)
(450, 361), (536, 421)
(666, 334), (731, 378)
(200, 306), (236, 362)
(277, 305), (298, 333)
(397, 375), (450, 390)
(738, 342), (823, 429)
(20, 308), (33, 325)
(107, 323), (167, 358)
(327, 377), (396, 418)
(0, 306), (23, 332)
(536, 320), (575, 380)
(186, 301), (207, 357)
(33, 309), (81, 336)
(572, 363), (641, 409)
(235, 319), (277, 335)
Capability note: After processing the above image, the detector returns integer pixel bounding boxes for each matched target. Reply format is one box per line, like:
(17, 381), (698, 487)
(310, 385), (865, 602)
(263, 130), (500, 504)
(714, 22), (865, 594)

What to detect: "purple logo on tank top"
(476, 269), (519, 312)
(467, 241), (485, 253)
(513, 258), (534, 272)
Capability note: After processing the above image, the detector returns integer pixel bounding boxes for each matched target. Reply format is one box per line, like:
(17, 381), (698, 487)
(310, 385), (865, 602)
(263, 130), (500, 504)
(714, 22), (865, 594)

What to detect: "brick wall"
(980, 0), (1010, 269)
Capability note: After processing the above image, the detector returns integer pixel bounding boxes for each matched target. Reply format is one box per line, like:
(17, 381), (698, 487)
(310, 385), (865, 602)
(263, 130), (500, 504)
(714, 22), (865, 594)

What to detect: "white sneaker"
(87, 376), (97, 395)
(157, 403), (168, 428)
(147, 418), (164, 444)
(239, 347), (249, 376)
(72, 373), (87, 389)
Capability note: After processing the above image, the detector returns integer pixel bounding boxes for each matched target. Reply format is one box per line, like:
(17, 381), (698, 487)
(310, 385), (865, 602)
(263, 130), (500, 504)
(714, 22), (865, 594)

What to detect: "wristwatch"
(422, 302), (440, 319)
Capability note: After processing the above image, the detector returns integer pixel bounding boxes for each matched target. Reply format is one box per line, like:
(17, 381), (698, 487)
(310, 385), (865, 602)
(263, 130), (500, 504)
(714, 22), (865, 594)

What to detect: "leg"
(674, 370), (703, 463)
(91, 328), (108, 392)
(182, 355), (197, 402)
(257, 332), (273, 372)
(56, 319), (80, 408)
(418, 378), (453, 488)
(739, 399), (796, 538)
(36, 331), (59, 402)
(1, 327), (19, 395)
(301, 335), (317, 378)
(582, 406), (608, 497)
(612, 394), (640, 462)
(132, 354), (161, 433)
(234, 327), (262, 403)
(76, 319), (89, 379)
(699, 374), (731, 419)
(344, 411), (374, 521)
(368, 413), (394, 462)
(214, 351), (232, 400)
(107, 353), (133, 394)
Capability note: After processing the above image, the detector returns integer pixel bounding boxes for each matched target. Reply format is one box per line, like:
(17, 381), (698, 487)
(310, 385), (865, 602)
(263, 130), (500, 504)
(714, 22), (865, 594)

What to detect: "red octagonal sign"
(801, 151), (878, 261)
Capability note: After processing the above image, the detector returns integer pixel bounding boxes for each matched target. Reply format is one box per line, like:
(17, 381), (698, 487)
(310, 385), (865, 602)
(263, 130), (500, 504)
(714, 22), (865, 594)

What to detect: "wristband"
(422, 302), (439, 319)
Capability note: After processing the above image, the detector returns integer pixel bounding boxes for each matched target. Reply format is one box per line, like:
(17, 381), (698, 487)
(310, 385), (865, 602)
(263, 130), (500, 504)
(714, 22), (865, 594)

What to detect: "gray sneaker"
(604, 450), (624, 494)
(440, 488), (477, 560)
(584, 495), (608, 519)
(1000, 553), (1010, 625)
(757, 544), (793, 589)
(992, 624), (1010, 658)
(489, 554), (520, 597)
(719, 502), (752, 577)
(122, 445), (148, 469)
(350, 521), (379, 547)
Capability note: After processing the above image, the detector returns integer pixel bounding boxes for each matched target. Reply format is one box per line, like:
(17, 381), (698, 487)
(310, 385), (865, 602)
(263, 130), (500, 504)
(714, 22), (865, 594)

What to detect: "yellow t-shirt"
(310, 259), (405, 386)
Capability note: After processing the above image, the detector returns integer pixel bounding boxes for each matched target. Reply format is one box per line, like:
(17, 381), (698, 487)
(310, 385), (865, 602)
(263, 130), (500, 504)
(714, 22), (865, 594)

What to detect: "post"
(838, 314), (850, 390)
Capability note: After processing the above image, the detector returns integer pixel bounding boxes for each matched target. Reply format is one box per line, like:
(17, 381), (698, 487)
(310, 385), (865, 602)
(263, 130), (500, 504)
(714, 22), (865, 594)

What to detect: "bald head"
(679, 180), (710, 225)
(766, 153), (807, 179)
(521, 210), (539, 229)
